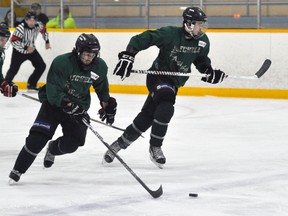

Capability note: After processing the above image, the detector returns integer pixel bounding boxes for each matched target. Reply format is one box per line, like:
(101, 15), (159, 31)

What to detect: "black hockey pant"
(5, 48), (46, 87)
(12, 101), (87, 174)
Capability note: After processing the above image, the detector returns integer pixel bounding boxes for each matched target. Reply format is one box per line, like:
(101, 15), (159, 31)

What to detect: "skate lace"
(11, 169), (21, 177)
(111, 142), (121, 152)
(151, 147), (164, 159)
(106, 142), (121, 158)
(45, 151), (55, 162)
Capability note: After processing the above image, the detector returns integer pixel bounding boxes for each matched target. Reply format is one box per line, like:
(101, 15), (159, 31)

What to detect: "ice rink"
(1, 92), (288, 216)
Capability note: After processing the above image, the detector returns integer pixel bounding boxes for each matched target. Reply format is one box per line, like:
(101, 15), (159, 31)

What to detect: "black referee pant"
(5, 48), (46, 87)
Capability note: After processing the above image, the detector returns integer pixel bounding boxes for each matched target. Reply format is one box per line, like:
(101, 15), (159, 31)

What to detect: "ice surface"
(1, 92), (288, 216)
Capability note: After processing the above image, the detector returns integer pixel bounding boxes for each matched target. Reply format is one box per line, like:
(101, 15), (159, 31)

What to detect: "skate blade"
(102, 156), (113, 166)
(149, 155), (164, 169)
(8, 178), (17, 185)
(102, 158), (108, 165)
(26, 89), (39, 93)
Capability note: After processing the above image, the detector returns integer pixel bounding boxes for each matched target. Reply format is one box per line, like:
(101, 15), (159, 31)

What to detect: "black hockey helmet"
(25, 11), (37, 20)
(183, 7), (207, 39)
(183, 7), (207, 23)
(0, 22), (11, 38)
(75, 33), (100, 55)
(75, 33), (101, 70)
(0, 23), (10, 52)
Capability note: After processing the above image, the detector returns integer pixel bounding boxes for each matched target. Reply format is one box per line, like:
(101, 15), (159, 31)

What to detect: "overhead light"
(180, 7), (188, 10)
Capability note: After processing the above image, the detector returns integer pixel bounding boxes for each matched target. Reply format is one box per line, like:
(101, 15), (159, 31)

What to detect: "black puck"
(189, 193), (198, 197)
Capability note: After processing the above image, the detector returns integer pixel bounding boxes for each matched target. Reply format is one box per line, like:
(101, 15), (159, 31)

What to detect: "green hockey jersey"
(128, 26), (212, 87)
(39, 52), (110, 110)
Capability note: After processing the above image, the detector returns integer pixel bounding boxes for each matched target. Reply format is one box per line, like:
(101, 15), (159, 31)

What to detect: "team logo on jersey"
(198, 41), (207, 48)
(70, 75), (91, 83)
(90, 71), (99, 81)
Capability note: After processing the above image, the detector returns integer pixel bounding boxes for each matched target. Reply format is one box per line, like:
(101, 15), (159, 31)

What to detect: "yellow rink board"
(15, 82), (288, 99)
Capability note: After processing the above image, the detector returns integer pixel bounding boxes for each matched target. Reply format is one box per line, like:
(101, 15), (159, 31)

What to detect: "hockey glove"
(201, 68), (226, 84)
(98, 97), (117, 125)
(113, 51), (135, 80)
(0, 80), (18, 97)
(62, 98), (90, 124)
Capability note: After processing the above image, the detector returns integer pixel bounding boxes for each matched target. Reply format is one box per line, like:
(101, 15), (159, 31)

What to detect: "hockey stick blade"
(83, 119), (163, 198)
(255, 59), (271, 78)
(149, 185), (163, 198)
(226, 59), (272, 80)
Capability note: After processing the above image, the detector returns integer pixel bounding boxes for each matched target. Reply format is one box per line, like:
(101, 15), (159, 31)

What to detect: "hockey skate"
(43, 141), (55, 168)
(103, 140), (121, 164)
(27, 84), (40, 93)
(9, 169), (22, 184)
(149, 145), (166, 169)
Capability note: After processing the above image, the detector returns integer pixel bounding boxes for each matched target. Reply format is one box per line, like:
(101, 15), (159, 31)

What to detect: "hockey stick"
(90, 117), (144, 138)
(131, 59), (272, 80)
(19, 92), (40, 102)
(18, 92), (127, 133)
(89, 117), (125, 132)
(131, 69), (205, 77)
(82, 119), (163, 198)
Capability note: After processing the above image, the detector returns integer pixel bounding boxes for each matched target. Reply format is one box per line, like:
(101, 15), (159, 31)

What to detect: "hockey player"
(9, 33), (117, 183)
(103, 7), (226, 168)
(0, 23), (18, 97)
(5, 11), (50, 90)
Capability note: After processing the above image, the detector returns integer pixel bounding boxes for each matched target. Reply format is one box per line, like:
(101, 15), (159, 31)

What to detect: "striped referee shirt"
(11, 21), (49, 54)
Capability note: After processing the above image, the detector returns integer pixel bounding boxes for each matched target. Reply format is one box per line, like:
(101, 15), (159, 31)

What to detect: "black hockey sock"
(120, 123), (143, 147)
(150, 101), (174, 147)
(150, 121), (168, 147)
(13, 145), (37, 174)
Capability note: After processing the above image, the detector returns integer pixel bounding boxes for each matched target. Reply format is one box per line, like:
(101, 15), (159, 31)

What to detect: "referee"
(5, 11), (51, 90)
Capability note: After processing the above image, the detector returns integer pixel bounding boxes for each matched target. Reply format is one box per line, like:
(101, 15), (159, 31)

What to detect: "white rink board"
(2, 30), (287, 89)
